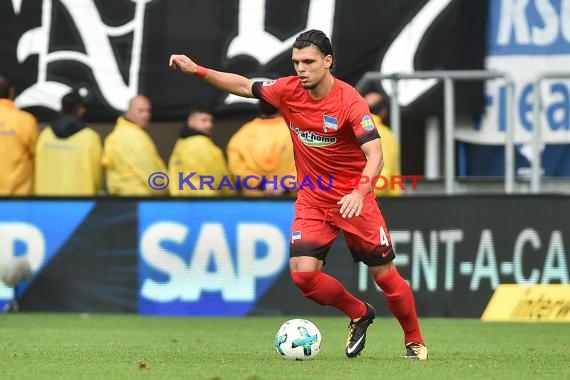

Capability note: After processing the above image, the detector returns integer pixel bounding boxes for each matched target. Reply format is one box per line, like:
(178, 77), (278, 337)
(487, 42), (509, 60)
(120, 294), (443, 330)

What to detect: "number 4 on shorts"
(380, 226), (389, 246)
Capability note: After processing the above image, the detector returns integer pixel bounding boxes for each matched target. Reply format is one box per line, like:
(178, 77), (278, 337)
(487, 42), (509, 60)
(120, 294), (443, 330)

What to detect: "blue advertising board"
(138, 201), (294, 316)
(0, 201), (95, 309)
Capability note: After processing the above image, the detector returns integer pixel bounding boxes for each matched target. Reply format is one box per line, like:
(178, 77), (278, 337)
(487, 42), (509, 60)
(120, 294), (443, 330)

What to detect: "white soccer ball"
(274, 319), (322, 360)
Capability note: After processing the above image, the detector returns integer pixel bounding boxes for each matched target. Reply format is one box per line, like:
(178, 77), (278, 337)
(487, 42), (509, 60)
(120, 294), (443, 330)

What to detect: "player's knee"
(290, 270), (320, 293)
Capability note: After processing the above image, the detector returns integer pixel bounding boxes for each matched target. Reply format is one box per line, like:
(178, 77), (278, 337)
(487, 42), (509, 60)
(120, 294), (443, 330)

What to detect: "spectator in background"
(35, 91), (103, 195)
(227, 100), (296, 196)
(0, 73), (38, 195)
(102, 95), (168, 196)
(168, 107), (235, 196)
(363, 92), (402, 197)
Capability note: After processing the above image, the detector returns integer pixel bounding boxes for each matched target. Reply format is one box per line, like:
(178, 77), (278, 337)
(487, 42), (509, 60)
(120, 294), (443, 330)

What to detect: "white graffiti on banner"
(14, 0), (153, 112)
(224, 0), (456, 107)
(10, 0), (24, 14)
(226, 0), (335, 65)
(380, 0), (454, 106)
(223, 0), (335, 105)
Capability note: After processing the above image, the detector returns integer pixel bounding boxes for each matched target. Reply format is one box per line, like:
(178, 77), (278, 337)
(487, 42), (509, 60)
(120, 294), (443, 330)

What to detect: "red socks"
(291, 268), (425, 346)
(375, 268), (424, 345)
(291, 270), (367, 320)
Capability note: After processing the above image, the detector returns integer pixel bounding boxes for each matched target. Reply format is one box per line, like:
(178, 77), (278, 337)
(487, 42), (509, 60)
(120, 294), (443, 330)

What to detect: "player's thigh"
(289, 203), (338, 265)
(340, 198), (395, 266)
(290, 256), (324, 272)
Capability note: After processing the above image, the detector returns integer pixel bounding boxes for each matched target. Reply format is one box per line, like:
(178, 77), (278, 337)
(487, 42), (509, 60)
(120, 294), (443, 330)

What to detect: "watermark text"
(148, 172), (422, 192)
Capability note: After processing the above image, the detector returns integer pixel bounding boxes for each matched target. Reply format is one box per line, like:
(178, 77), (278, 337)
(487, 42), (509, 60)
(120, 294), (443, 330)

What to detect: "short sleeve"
(252, 78), (286, 108)
(348, 98), (380, 146)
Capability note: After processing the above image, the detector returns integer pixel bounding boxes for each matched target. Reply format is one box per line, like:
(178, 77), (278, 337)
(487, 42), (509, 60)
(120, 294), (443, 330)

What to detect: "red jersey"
(253, 76), (380, 206)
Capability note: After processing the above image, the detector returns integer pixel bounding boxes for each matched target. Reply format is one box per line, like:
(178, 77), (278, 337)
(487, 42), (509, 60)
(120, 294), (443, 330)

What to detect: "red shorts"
(289, 197), (395, 266)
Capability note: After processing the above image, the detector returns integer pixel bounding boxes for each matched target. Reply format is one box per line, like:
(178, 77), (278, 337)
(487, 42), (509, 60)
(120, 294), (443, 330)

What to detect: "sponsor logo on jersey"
(262, 80), (276, 86)
(323, 115), (338, 132)
(289, 123), (337, 147)
(360, 115), (375, 131)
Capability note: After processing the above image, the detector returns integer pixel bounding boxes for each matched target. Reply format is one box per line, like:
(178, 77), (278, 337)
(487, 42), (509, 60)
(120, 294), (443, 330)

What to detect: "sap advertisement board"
(138, 201), (293, 316)
(0, 197), (568, 317)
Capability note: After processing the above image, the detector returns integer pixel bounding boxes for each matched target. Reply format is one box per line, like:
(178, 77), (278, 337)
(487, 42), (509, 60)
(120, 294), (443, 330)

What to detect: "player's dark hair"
(0, 72), (14, 99)
(293, 29), (333, 57)
(61, 91), (84, 115)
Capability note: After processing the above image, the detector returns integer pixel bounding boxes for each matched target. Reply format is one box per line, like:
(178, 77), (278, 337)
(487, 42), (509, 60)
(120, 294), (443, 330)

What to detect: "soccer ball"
(274, 319), (322, 360)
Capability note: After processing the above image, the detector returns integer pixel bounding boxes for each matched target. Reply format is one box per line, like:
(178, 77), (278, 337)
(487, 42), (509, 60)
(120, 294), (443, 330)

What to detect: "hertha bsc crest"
(323, 115), (338, 132)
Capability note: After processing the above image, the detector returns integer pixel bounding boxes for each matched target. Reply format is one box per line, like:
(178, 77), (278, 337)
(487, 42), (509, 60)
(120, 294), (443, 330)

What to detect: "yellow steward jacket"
(168, 131), (235, 197)
(0, 99), (38, 195)
(226, 116), (296, 196)
(102, 117), (167, 196)
(35, 123), (103, 196)
(371, 114), (401, 197)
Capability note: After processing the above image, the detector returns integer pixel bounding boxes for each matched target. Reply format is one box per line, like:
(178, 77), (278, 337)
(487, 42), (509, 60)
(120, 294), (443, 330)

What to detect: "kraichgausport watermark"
(148, 172), (170, 190)
(148, 172), (422, 192)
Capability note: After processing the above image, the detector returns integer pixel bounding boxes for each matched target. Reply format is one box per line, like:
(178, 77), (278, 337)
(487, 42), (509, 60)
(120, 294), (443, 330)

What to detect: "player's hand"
(337, 190), (364, 218)
(169, 54), (198, 75)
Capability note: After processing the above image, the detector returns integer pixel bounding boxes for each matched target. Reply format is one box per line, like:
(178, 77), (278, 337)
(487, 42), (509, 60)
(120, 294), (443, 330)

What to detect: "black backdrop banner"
(0, 0), (487, 121)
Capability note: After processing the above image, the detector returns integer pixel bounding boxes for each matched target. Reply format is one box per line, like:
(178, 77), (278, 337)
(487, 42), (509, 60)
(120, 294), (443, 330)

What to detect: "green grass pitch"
(0, 313), (568, 379)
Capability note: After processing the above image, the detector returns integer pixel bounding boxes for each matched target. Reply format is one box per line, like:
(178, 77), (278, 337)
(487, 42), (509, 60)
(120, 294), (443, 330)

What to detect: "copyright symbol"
(148, 172), (169, 191)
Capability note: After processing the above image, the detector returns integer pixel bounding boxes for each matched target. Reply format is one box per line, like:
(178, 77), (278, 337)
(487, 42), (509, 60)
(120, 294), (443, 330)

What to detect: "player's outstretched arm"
(169, 54), (255, 98)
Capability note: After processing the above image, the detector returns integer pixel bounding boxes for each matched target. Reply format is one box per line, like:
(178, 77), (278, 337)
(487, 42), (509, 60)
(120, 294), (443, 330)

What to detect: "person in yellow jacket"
(35, 91), (103, 195)
(102, 95), (168, 196)
(0, 73), (38, 195)
(169, 108), (235, 196)
(227, 100), (296, 197)
(363, 92), (402, 197)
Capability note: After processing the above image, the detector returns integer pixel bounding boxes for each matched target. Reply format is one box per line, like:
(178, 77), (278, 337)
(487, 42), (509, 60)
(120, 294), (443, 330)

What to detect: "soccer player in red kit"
(169, 29), (427, 360)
